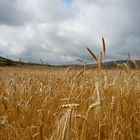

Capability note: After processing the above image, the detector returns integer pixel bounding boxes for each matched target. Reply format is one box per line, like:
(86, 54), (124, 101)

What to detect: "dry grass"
(0, 66), (140, 140)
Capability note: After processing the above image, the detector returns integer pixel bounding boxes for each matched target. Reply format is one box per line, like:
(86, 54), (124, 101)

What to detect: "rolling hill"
(0, 56), (140, 68)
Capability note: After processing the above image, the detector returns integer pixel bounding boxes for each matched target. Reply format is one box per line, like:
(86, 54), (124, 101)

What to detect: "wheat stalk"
(102, 36), (106, 56)
(60, 104), (80, 109)
(87, 47), (98, 62)
(99, 51), (103, 69)
(111, 96), (117, 111)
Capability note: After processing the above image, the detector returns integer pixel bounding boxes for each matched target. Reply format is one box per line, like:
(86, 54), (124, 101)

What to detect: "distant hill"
(0, 56), (49, 67)
(0, 56), (140, 68)
(0, 56), (23, 66)
(104, 60), (140, 68)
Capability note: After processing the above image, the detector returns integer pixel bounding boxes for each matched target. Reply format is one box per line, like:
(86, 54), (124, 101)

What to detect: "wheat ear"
(87, 47), (98, 62)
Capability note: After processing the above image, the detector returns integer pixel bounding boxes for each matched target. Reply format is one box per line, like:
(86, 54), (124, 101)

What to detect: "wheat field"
(0, 66), (140, 140)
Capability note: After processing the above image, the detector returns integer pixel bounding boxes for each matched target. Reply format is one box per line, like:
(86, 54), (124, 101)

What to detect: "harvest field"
(0, 67), (140, 140)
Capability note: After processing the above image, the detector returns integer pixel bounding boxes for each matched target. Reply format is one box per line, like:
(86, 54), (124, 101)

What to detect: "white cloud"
(0, 0), (139, 64)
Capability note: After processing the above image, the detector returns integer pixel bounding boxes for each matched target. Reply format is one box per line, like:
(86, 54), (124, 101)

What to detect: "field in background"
(0, 67), (140, 140)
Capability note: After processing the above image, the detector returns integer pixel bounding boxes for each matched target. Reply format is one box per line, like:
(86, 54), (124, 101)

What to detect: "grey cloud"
(0, 0), (33, 26)
(39, 0), (77, 22)
(0, 0), (140, 64)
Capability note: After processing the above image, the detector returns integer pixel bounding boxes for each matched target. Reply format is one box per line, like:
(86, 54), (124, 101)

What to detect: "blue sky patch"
(63, 0), (74, 5)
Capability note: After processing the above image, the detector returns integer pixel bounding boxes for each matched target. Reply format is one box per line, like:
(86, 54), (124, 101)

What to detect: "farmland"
(0, 67), (140, 140)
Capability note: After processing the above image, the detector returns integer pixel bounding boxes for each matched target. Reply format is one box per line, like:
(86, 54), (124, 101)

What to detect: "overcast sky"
(0, 0), (140, 64)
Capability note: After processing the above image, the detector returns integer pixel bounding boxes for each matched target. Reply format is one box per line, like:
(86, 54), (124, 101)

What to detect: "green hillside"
(0, 56), (140, 68)
(0, 56), (25, 66)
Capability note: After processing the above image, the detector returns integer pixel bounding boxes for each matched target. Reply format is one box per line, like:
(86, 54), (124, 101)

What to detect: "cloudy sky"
(0, 0), (140, 64)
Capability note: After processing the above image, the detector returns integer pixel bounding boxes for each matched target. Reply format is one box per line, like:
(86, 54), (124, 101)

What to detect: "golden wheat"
(0, 67), (139, 140)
